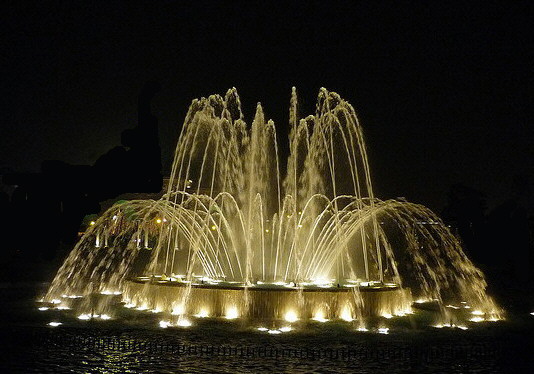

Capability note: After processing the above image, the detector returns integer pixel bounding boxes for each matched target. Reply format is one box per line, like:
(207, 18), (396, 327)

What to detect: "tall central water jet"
(43, 88), (502, 327)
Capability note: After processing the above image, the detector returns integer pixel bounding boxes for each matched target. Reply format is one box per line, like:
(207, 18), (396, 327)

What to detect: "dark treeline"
(0, 82), (163, 265)
(442, 178), (533, 308)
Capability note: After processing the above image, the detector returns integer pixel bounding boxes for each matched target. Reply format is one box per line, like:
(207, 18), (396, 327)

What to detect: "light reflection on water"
(1, 287), (532, 374)
(1, 322), (508, 374)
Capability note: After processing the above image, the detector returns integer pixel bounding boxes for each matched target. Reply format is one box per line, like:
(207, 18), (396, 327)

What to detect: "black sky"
(1, 1), (532, 211)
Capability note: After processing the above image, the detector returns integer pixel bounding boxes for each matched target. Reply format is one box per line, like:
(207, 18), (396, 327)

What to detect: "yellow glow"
(284, 310), (298, 323)
(279, 326), (292, 332)
(268, 329), (281, 334)
(176, 318), (192, 327)
(90, 221), (96, 226)
(172, 304), (185, 315)
(195, 309), (209, 318)
(257, 327), (268, 331)
(471, 310), (484, 316)
(378, 327), (389, 334)
(357, 326), (369, 332)
(265, 229), (269, 233)
(78, 314), (91, 320)
(225, 306), (239, 319)
(469, 316), (484, 322)
(340, 306), (353, 322)
(414, 298), (429, 304)
(51, 299), (61, 304)
(211, 225), (217, 231)
(381, 313), (393, 319)
(156, 218), (162, 224)
(312, 310), (329, 323)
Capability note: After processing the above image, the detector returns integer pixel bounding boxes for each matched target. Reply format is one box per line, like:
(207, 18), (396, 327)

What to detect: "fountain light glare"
(381, 313), (393, 319)
(268, 329), (281, 334)
(378, 327), (389, 334)
(48, 322), (62, 327)
(357, 326), (369, 332)
(257, 327), (268, 332)
(78, 314), (91, 320)
(159, 320), (171, 328)
(172, 304), (185, 315)
(176, 318), (192, 327)
(195, 309), (210, 318)
(225, 306), (239, 320)
(471, 310), (484, 316)
(284, 310), (299, 323)
(340, 306), (353, 322)
(279, 326), (292, 332)
(38, 307), (49, 311)
(62, 294), (82, 299)
(100, 314), (111, 320)
(312, 310), (329, 323)
(469, 316), (484, 323)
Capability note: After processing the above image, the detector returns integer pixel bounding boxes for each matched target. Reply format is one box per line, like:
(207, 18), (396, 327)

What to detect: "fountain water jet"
(42, 88), (503, 328)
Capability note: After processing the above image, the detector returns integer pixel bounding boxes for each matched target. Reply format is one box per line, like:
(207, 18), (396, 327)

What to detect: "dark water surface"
(1, 284), (533, 373)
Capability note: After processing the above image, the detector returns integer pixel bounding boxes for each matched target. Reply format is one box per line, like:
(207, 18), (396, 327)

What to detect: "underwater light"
(284, 310), (298, 323)
(176, 318), (192, 327)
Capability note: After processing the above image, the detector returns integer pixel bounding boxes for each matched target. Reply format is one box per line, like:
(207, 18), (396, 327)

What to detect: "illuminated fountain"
(41, 88), (502, 330)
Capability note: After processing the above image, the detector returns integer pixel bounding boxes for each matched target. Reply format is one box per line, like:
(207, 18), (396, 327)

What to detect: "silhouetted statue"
(93, 81), (162, 200)
(2, 82), (163, 261)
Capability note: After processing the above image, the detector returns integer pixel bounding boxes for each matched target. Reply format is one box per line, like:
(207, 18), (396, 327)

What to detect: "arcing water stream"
(42, 88), (502, 331)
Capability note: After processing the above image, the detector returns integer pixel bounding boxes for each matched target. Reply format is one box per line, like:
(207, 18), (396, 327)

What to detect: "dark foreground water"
(1, 283), (533, 373)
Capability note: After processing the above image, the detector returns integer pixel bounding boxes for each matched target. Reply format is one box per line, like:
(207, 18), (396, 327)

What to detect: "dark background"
(2, 1), (531, 210)
(0, 1), (532, 291)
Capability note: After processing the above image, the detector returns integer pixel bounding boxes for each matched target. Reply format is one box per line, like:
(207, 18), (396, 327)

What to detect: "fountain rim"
(128, 276), (401, 293)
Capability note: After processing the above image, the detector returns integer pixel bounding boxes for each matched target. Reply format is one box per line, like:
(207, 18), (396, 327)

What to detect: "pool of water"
(1, 283), (533, 373)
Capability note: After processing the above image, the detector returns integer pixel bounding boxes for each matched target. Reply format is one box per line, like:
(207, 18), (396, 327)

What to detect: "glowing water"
(43, 88), (502, 327)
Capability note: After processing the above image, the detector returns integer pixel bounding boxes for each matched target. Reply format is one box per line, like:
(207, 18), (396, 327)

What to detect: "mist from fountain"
(43, 88), (502, 328)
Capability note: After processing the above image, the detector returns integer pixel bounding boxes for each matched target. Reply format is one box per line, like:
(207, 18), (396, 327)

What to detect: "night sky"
(1, 1), (531, 211)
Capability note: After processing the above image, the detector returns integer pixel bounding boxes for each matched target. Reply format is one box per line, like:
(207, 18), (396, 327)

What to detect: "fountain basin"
(123, 277), (412, 320)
